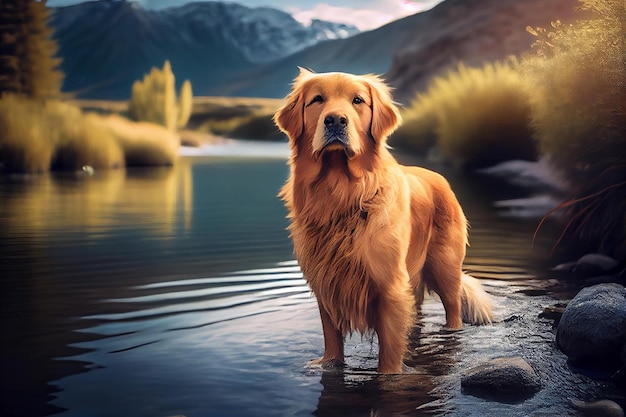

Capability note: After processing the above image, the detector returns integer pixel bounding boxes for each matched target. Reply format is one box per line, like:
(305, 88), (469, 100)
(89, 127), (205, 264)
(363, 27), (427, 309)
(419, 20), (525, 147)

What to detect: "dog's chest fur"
(291, 187), (379, 335)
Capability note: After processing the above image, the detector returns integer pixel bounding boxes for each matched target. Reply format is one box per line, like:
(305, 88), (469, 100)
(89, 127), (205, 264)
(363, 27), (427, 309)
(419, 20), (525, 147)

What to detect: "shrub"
(128, 60), (193, 131)
(0, 94), (178, 173)
(51, 113), (124, 171)
(102, 114), (179, 166)
(524, 0), (626, 258)
(400, 61), (537, 168)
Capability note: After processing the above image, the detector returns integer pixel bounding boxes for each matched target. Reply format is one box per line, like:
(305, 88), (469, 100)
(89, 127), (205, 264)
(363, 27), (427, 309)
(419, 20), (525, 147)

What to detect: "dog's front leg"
(310, 303), (344, 368)
(374, 287), (413, 374)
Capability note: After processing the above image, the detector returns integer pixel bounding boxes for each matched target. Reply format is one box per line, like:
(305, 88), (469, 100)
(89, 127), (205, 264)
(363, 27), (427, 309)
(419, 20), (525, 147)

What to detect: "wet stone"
(552, 253), (620, 278)
(574, 254), (619, 277)
(461, 357), (541, 403)
(571, 399), (625, 417)
(556, 283), (626, 377)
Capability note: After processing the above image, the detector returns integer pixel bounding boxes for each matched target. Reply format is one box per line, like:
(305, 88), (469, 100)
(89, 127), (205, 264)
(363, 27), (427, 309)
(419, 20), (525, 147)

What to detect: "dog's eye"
(308, 95), (324, 105)
(353, 96), (364, 105)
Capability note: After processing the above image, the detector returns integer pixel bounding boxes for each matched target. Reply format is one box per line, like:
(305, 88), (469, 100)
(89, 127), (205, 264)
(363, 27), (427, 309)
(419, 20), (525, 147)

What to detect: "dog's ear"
(274, 68), (315, 140)
(365, 75), (402, 144)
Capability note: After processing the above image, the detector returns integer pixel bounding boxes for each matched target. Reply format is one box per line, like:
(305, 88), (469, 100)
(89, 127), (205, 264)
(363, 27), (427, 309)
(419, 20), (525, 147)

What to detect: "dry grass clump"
(50, 112), (125, 171)
(398, 61), (537, 168)
(103, 114), (179, 166)
(0, 94), (178, 173)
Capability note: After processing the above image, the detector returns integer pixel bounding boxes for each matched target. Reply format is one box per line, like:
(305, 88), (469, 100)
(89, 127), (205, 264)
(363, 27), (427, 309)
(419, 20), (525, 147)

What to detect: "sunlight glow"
(289, 0), (443, 31)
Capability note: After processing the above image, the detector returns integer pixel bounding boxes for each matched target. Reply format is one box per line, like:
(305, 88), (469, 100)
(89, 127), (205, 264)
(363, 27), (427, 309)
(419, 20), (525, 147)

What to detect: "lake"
(0, 142), (619, 417)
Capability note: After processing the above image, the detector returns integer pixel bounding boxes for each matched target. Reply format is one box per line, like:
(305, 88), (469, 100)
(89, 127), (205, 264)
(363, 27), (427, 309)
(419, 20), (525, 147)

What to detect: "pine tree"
(0, 1), (26, 94)
(0, 0), (63, 98)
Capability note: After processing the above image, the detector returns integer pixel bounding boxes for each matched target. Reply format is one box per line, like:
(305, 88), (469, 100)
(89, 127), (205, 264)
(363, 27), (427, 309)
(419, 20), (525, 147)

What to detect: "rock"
(556, 284), (626, 376)
(551, 260), (578, 273)
(571, 399), (624, 417)
(614, 346), (626, 385)
(574, 254), (619, 277)
(461, 357), (541, 403)
(551, 253), (620, 278)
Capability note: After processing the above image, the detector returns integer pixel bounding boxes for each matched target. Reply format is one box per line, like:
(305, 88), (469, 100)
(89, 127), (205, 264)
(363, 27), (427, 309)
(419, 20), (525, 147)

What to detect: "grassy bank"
(187, 96), (283, 141)
(71, 96), (285, 144)
(396, 0), (626, 259)
(0, 95), (179, 174)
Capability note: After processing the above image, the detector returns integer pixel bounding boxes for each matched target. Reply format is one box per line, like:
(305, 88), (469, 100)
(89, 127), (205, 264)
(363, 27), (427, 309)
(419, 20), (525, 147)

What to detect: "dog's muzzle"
(321, 114), (351, 152)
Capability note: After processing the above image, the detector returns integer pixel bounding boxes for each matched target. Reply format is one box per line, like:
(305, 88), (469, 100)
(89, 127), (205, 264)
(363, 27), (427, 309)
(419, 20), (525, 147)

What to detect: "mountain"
(218, 0), (585, 101)
(166, 3), (358, 64)
(50, 0), (358, 99)
(210, 13), (422, 98)
(52, 0), (586, 101)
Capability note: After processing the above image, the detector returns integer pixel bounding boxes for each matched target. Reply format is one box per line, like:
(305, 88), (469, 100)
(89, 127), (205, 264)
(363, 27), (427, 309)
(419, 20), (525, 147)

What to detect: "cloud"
(287, 0), (442, 31)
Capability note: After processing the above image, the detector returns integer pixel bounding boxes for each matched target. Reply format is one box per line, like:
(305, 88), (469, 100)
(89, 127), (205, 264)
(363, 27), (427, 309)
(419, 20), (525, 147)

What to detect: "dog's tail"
(460, 273), (493, 325)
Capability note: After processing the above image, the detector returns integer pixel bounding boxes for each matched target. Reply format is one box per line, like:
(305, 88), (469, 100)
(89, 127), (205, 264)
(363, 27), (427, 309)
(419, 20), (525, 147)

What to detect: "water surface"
(0, 146), (620, 417)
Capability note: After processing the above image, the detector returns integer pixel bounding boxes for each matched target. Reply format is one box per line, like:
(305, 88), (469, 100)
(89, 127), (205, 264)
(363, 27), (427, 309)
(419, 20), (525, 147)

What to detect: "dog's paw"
(307, 358), (345, 370)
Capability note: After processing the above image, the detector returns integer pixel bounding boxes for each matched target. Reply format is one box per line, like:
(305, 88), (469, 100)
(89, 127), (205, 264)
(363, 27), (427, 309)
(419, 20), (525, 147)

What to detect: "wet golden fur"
(275, 69), (493, 374)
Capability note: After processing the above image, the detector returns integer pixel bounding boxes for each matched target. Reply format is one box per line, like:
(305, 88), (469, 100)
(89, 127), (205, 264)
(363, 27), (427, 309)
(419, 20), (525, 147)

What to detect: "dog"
(274, 68), (493, 374)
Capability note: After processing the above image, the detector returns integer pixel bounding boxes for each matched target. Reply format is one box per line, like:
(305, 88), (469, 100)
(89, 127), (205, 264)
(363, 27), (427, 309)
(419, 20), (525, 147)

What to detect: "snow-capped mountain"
(167, 2), (358, 63)
(50, 0), (359, 98)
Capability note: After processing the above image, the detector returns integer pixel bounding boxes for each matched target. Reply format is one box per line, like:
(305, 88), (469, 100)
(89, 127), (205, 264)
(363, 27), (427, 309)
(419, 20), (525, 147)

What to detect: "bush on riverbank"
(104, 114), (180, 166)
(0, 94), (178, 173)
(396, 61), (537, 168)
(525, 0), (626, 259)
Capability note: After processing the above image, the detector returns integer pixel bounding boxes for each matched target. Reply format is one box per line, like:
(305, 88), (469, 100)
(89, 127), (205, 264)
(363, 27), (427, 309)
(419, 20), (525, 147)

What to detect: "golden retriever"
(274, 68), (493, 374)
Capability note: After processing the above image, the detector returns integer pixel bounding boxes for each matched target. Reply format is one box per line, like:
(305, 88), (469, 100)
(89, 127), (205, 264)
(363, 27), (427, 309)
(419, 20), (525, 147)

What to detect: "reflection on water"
(0, 150), (621, 417)
(2, 162), (193, 238)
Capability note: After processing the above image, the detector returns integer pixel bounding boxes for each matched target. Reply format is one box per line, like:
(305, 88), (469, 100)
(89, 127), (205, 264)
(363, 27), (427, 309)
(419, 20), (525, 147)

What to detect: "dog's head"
(274, 68), (401, 162)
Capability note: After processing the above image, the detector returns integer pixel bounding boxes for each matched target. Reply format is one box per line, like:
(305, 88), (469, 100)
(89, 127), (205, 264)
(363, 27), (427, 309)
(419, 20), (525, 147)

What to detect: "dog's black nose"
(324, 115), (347, 126)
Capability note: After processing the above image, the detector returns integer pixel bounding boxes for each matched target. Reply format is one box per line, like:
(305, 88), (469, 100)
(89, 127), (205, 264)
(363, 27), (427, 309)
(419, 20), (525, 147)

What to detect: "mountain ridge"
(51, 0), (358, 99)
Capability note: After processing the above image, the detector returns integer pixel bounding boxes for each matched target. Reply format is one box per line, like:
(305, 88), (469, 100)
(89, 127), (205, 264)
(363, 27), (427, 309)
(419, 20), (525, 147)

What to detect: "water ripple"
(83, 261), (310, 326)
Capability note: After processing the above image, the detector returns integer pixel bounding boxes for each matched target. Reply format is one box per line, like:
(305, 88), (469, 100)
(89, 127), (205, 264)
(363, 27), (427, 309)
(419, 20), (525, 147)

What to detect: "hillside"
(386, 0), (587, 103)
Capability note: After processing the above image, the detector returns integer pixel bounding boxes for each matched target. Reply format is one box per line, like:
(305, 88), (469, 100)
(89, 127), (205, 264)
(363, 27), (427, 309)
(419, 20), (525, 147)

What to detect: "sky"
(46, 0), (444, 31)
